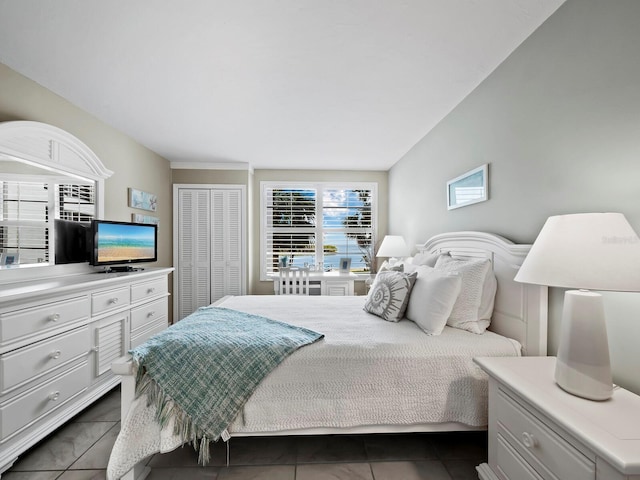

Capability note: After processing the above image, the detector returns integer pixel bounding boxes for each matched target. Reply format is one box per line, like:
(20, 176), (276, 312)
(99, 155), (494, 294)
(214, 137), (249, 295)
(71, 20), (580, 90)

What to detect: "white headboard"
(417, 231), (548, 356)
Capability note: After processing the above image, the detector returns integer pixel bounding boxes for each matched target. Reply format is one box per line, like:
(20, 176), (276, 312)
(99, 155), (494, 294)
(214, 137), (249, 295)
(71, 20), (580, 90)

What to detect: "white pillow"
(405, 265), (462, 335)
(434, 255), (492, 334)
(364, 270), (417, 322)
(411, 251), (440, 267)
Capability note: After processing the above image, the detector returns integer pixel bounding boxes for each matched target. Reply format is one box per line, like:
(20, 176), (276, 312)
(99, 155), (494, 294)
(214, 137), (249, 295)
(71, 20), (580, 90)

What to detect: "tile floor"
(3, 387), (487, 479)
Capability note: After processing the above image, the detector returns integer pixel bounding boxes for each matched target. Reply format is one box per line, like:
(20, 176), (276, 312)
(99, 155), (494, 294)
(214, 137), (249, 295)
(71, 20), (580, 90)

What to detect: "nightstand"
(474, 356), (640, 480)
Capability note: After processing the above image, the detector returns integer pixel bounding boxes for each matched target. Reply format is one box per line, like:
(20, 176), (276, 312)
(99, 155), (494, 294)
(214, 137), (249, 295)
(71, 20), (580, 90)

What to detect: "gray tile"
(296, 462), (373, 480)
(57, 471), (106, 480)
(2, 472), (62, 480)
(443, 459), (483, 480)
(73, 388), (121, 423)
(218, 465), (295, 480)
(296, 435), (367, 464)
(10, 421), (116, 471)
(431, 432), (487, 460)
(69, 423), (120, 469)
(364, 434), (437, 461)
(148, 442), (227, 468)
(227, 436), (296, 466)
(371, 461), (452, 480)
(146, 467), (220, 479)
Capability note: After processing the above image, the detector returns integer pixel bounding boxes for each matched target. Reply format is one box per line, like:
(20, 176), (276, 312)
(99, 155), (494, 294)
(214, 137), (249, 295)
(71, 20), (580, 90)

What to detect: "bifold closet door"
(176, 188), (212, 320)
(211, 188), (243, 301)
(174, 185), (246, 321)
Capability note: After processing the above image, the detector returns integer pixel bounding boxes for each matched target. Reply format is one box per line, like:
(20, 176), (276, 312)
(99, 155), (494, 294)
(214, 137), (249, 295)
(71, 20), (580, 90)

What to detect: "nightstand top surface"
(475, 356), (640, 474)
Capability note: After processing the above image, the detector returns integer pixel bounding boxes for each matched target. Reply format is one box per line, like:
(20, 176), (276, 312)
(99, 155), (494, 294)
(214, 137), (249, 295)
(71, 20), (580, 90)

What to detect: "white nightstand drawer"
(496, 434), (543, 480)
(1, 362), (89, 440)
(0, 296), (89, 345)
(131, 277), (167, 303)
(497, 387), (595, 480)
(91, 287), (131, 315)
(1, 326), (89, 393)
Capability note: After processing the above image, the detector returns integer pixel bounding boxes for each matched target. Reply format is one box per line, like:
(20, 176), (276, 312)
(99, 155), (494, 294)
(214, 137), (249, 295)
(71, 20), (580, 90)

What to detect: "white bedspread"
(108, 295), (520, 479)
(220, 295), (520, 432)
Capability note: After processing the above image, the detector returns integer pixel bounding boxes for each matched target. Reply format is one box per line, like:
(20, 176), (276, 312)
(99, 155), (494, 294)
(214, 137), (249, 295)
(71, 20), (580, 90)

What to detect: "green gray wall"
(389, 0), (640, 393)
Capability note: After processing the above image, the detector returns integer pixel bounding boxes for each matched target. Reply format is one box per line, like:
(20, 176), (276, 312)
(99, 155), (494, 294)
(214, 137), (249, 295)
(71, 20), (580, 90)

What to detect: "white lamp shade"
(376, 235), (409, 258)
(514, 213), (640, 292)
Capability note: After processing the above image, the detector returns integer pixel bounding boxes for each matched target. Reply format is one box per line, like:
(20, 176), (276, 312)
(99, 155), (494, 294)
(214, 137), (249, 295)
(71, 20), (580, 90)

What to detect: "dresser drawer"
(1, 362), (89, 440)
(91, 287), (131, 316)
(1, 326), (89, 393)
(130, 297), (168, 333)
(131, 277), (167, 303)
(0, 296), (89, 346)
(131, 321), (167, 348)
(496, 388), (595, 479)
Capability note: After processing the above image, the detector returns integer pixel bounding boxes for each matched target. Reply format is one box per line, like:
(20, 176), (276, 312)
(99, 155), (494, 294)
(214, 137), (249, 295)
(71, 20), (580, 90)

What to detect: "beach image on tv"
(97, 223), (155, 262)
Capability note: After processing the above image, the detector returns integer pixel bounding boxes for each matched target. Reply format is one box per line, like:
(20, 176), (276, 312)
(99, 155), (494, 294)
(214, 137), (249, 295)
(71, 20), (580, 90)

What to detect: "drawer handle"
(48, 391), (60, 402)
(147, 287), (156, 294)
(49, 313), (60, 322)
(109, 297), (119, 305)
(147, 311), (156, 318)
(49, 350), (62, 359)
(522, 432), (537, 449)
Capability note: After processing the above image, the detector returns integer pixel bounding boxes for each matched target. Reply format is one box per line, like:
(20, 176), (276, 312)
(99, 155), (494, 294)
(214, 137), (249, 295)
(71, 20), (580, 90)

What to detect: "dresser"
(475, 356), (640, 480)
(0, 268), (173, 475)
(272, 271), (357, 296)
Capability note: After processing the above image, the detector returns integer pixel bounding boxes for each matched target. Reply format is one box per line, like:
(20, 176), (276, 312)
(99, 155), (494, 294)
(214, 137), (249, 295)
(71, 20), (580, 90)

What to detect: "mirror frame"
(0, 121), (113, 279)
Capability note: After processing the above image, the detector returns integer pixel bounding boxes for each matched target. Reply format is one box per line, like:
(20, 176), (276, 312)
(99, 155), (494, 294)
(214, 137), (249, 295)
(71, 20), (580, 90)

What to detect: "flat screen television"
(90, 220), (158, 267)
(55, 219), (91, 264)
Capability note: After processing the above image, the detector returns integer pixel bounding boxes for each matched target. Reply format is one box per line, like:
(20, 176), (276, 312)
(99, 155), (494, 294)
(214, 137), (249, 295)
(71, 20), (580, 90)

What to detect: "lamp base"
(555, 290), (613, 401)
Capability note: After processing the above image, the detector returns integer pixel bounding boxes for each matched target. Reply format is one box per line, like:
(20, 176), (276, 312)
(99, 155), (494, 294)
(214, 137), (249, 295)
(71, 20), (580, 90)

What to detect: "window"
(261, 182), (376, 279)
(0, 175), (96, 265)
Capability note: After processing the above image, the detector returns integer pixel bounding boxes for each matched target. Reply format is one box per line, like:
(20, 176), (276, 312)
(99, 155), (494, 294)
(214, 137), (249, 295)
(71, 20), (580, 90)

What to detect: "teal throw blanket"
(130, 306), (323, 463)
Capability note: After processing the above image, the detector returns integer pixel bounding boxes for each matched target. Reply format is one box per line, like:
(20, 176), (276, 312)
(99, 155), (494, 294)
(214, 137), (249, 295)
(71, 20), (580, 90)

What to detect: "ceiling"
(0, 0), (565, 171)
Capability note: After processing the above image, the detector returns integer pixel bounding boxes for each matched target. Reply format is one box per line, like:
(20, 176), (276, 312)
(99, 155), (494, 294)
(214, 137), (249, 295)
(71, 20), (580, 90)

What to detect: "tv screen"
(91, 220), (158, 266)
(55, 219), (90, 264)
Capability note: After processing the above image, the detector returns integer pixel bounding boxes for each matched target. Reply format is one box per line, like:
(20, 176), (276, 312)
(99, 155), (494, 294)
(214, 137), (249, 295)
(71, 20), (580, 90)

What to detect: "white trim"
(170, 161), (253, 173)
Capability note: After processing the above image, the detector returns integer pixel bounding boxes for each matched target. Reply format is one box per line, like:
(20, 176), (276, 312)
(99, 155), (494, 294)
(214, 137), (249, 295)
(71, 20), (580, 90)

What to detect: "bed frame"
(111, 231), (547, 480)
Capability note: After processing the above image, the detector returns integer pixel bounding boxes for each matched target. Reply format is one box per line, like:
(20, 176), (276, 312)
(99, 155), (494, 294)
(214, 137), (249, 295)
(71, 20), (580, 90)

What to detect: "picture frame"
(1, 251), (20, 266)
(339, 257), (352, 273)
(131, 213), (159, 225)
(128, 188), (158, 212)
(447, 163), (488, 210)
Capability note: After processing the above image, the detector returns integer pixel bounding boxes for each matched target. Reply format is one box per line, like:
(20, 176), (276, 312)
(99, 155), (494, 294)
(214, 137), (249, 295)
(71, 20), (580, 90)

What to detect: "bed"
(109, 231), (548, 480)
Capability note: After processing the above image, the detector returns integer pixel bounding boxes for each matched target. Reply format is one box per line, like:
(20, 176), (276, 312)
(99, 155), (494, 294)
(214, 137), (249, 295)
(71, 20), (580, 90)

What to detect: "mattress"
(218, 295), (521, 433)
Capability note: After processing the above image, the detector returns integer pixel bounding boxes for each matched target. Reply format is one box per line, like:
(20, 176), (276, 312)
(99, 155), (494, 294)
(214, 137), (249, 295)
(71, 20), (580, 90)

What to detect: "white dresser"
(0, 267), (173, 475)
(272, 271), (357, 296)
(475, 356), (640, 480)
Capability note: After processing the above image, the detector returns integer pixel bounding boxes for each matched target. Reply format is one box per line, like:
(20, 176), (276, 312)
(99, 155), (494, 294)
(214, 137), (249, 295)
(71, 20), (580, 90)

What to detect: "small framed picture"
(1, 251), (20, 266)
(339, 257), (351, 273)
(447, 163), (489, 210)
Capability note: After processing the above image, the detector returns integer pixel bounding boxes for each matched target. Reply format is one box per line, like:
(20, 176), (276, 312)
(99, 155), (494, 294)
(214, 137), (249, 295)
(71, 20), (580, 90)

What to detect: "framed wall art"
(447, 163), (488, 210)
(132, 213), (159, 225)
(128, 188), (158, 212)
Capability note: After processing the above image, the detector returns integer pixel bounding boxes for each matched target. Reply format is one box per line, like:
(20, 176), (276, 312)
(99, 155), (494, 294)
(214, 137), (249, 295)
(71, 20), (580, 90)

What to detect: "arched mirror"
(0, 121), (113, 271)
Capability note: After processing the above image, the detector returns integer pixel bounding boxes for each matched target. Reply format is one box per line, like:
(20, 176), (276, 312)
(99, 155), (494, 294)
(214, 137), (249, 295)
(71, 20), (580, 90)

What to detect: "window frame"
(260, 181), (377, 281)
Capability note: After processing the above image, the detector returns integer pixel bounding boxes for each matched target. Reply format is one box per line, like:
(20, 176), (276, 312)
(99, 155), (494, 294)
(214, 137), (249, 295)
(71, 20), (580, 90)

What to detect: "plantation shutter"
(211, 188), (243, 302)
(264, 186), (317, 276)
(0, 180), (51, 264)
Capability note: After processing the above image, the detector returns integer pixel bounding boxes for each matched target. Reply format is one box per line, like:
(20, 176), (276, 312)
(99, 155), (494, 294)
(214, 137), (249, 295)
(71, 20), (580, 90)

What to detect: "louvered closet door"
(177, 188), (212, 319)
(211, 189), (244, 302)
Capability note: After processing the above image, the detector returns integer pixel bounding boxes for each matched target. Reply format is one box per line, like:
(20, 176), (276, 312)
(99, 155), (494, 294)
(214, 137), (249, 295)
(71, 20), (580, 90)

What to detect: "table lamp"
(514, 213), (640, 400)
(376, 235), (409, 265)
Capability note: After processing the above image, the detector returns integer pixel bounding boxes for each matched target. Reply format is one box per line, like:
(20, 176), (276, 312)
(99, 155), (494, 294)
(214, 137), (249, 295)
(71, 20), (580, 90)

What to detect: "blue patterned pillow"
(364, 270), (418, 322)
